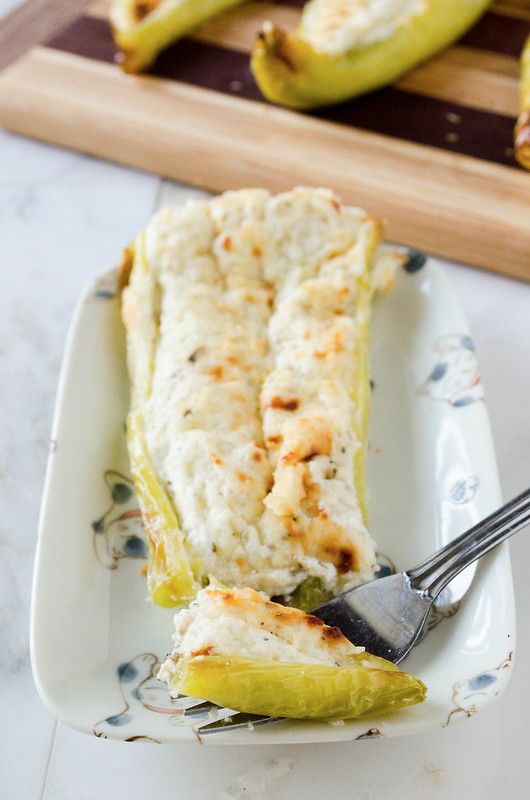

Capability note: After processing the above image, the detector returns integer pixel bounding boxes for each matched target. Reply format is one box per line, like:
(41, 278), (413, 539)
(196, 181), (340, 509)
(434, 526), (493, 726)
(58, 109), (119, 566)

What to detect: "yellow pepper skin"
(110, 0), (245, 73)
(288, 220), (380, 610)
(286, 576), (333, 612)
(351, 220), (381, 528)
(168, 652), (426, 720)
(122, 238), (200, 606)
(515, 35), (530, 169)
(127, 410), (200, 606)
(251, 0), (492, 110)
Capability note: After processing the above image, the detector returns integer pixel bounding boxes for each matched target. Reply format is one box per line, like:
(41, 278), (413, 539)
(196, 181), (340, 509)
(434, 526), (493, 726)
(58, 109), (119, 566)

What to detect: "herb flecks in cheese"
(159, 586), (364, 677)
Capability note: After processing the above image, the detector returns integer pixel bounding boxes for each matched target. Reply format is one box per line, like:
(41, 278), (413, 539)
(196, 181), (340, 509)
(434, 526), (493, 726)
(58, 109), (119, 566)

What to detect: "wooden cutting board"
(1, 0), (529, 279)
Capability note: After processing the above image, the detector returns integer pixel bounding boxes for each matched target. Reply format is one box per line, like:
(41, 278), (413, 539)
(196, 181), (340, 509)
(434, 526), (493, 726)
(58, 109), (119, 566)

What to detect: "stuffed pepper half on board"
(252, 0), (492, 109)
(110, 0), (245, 72)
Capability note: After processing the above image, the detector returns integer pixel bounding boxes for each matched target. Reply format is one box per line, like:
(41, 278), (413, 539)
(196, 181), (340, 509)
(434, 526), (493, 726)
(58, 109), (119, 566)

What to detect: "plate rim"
(30, 258), (516, 744)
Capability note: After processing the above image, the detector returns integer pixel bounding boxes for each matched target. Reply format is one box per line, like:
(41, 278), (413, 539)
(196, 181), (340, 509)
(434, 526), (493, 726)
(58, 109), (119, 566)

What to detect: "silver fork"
(313, 487), (530, 663)
(197, 489), (529, 734)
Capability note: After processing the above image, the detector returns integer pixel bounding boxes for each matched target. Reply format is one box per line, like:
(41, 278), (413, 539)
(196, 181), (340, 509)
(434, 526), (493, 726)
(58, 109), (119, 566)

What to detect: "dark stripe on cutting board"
(47, 15), (519, 168)
(273, 0), (306, 7)
(460, 11), (530, 58)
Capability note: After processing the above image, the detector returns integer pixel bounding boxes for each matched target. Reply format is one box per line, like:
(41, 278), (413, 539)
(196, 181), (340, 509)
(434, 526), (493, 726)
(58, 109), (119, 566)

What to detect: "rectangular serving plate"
(31, 256), (515, 744)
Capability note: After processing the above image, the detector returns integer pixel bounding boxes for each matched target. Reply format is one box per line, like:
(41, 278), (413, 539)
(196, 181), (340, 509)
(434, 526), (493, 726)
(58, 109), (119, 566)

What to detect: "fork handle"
(407, 487), (530, 599)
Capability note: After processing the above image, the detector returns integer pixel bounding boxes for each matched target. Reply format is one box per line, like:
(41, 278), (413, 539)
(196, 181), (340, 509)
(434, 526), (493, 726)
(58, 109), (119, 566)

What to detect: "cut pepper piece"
(159, 587), (426, 720)
(171, 655), (426, 720)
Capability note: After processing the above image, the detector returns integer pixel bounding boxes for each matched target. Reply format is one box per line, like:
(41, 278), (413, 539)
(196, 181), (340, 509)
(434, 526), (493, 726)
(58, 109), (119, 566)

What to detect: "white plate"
(31, 255), (515, 745)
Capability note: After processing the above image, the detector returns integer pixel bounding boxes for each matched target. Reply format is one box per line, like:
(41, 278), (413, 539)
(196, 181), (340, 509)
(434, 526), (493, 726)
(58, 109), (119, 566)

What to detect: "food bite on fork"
(158, 585), (427, 721)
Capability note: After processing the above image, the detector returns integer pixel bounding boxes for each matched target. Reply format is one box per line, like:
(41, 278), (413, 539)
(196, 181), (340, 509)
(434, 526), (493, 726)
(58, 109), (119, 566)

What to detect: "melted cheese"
(300, 0), (429, 56)
(159, 586), (363, 672)
(124, 188), (381, 597)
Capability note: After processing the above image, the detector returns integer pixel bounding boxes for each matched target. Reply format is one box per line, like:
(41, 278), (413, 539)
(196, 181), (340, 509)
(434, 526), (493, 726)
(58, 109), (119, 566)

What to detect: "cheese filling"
(300, 0), (429, 56)
(158, 586), (363, 677)
(124, 188), (381, 597)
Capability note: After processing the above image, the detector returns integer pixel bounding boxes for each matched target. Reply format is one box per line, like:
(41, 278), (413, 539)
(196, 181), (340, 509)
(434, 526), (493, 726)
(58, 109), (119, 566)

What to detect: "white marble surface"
(1, 1), (530, 796)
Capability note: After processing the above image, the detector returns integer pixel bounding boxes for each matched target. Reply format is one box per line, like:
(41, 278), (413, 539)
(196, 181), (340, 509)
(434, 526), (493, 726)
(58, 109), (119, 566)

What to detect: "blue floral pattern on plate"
(444, 652), (513, 727)
(92, 471), (147, 569)
(403, 250), (428, 274)
(93, 653), (282, 741)
(93, 272), (117, 300)
(449, 475), (480, 504)
(420, 334), (484, 406)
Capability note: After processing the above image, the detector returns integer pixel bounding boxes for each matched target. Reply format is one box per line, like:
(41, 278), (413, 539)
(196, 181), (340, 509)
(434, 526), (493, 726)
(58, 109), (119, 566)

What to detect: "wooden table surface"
(1, 3), (530, 798)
